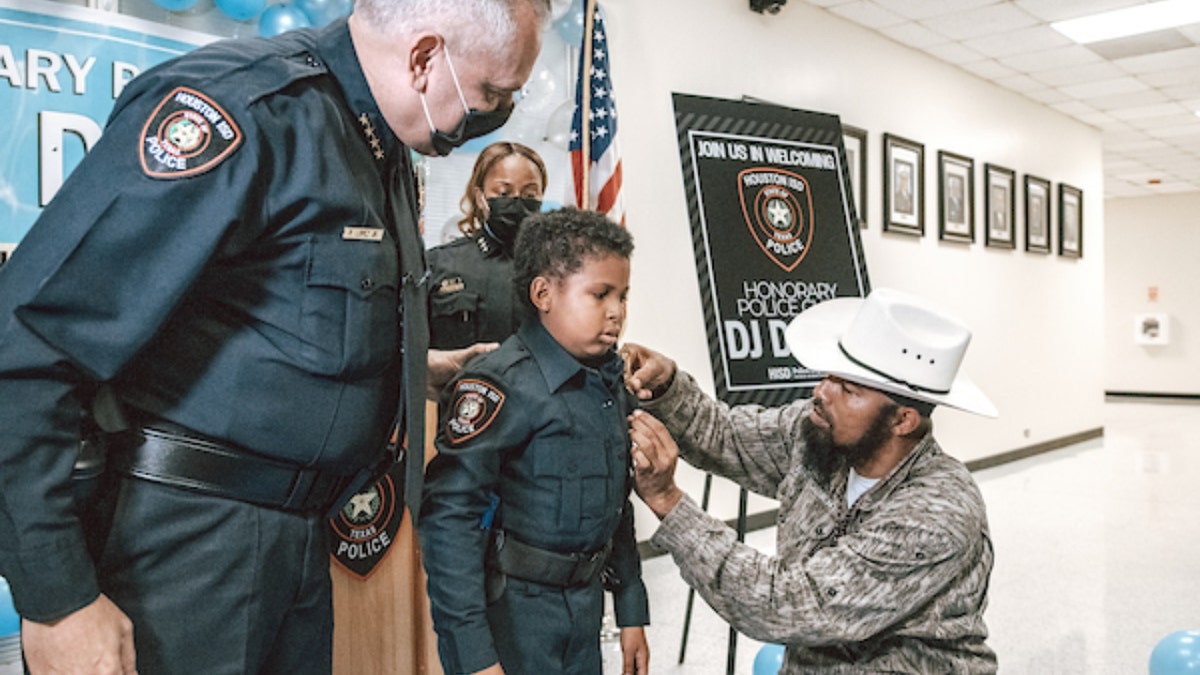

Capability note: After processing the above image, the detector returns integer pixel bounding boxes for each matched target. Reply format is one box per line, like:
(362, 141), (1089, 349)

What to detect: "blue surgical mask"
(419, 44), (512, 156)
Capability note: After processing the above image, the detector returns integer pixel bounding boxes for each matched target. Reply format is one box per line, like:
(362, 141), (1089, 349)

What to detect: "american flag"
(569, 2), (624, 225)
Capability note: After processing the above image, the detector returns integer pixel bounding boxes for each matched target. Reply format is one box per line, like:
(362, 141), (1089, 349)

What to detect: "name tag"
(343, 227), (385, 242)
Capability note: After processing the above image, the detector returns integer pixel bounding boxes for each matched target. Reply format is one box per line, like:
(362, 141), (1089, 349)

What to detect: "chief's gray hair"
(355, 0), (549, 57)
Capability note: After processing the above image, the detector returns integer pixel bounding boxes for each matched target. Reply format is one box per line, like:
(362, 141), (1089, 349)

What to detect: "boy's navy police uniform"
(0, 18), (428, 673)
(420, 319), (649, 675)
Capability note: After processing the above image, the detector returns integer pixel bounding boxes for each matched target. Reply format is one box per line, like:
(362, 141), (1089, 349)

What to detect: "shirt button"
(826, 588), (838, 597)
(602, 399), (614, 408)
(815, 526), (826, 536)
(360, 278), (374, 290)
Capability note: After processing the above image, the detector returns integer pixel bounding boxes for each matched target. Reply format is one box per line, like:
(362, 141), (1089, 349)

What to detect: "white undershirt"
(846, 468), (880, 507)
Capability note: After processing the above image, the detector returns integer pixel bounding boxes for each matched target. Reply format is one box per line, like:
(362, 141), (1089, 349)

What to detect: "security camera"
(750, 0), (786, 14)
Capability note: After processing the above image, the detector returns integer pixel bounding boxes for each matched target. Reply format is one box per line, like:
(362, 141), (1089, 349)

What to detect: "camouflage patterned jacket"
(644, 372), (997, 674)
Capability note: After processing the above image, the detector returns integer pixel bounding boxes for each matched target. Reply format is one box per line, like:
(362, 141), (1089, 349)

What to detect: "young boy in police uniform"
(419, 208), (649, 675)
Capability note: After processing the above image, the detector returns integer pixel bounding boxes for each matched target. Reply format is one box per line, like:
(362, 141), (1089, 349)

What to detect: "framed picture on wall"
(1059, 183), (1083, 258)
(984, 163), (1015, 249)
(842, 124), (867, 229)
(1024, 175), (1051, 253)
(883, 133), (923, 235)
(937, 151), (974, 244)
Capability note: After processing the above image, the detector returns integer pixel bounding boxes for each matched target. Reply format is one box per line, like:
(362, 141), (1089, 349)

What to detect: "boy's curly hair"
(513, 208), (634, 311)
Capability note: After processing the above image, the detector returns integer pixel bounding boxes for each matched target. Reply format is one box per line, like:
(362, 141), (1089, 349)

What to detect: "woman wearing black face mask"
(427, 141), (547, 349)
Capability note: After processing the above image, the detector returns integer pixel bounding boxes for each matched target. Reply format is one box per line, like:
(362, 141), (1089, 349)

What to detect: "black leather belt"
(488, 530), (612, 588)
(110, 424), (353, 515)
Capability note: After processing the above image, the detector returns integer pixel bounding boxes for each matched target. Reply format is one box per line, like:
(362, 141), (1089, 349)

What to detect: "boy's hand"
(619, 625), (649, 675)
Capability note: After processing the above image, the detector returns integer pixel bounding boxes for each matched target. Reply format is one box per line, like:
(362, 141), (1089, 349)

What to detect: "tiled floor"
(603, 398), (1200, 674)
(5, 399), (1197, 674)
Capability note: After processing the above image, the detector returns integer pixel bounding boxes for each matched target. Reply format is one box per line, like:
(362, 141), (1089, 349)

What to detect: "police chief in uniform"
(0, 1), (547, 673)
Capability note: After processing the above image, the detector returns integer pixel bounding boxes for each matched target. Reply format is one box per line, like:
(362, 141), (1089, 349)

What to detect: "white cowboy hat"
(785, 288), (998, 417)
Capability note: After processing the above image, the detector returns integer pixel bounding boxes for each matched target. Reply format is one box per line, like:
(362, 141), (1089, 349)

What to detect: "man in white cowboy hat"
(620, 287), (998, 673)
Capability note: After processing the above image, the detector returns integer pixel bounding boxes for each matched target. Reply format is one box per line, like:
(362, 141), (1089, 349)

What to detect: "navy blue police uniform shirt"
(0, 19), (421, 622)
(427, 231), (531, 350)
(419, 319), (650, 674)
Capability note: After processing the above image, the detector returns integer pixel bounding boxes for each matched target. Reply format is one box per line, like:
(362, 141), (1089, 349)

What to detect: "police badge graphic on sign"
(737, 167), (814, 272)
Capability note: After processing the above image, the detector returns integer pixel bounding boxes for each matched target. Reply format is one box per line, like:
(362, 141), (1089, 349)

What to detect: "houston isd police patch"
(737, 167), (814, 272)
(140, 87), (242, 179)
(329, 465), (403, 580)
(446, 378), (505, 445)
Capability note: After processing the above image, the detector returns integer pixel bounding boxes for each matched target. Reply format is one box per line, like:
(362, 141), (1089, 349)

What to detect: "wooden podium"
(330, 403), (443, 675)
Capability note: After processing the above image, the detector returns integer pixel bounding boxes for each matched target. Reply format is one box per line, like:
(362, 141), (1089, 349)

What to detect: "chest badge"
(140, 87), (242, 179)
(446, 378), (505, 445)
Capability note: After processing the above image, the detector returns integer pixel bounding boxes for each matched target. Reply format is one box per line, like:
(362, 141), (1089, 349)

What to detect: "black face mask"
(484, 196), (541, 246)
(421, 44), (513, 156)
(428, 106), (513, 157)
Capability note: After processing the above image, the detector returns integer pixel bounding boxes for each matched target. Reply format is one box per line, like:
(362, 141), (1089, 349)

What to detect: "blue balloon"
(1151, 630), (1200, 674)
(753, 642), (785, 675)
(152, 0), (200, 11)
(0, 577), (18, 637)
(258, 3), (311, 37)
(553, 0), (585, 46)
(295, 0), (352, 27)
(216, 0), (267, 21)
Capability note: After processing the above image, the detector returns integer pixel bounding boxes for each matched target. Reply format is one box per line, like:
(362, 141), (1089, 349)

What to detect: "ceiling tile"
(919, 4), (1040, 41)
(880, 21), (949, 49)
(960, 58), (1019, 80)
(996, 73), (1053, 93)
(1108, 103), (1190, 121)
(1023, 88), (1072, 105)
(1114, 46), (1200, 76)
(1058, 76), (1149, 99)
(828, 1), (907, 29)
(923, 41), (987, 64)
(1029, 61), (1126, 88)
(1086, 88), (1168, 111)
(871, 0), (995, 21)
(963, 25), (1072, 59)
(1015, 0), (1147, 23)
(998, 44), (1101, 73)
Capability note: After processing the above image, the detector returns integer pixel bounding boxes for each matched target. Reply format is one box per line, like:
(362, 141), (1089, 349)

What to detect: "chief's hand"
(427, 343), (498, 399)
(628, 410), (684, 519)
(22, 594), (137, 675)
(619, 343), (676, 401)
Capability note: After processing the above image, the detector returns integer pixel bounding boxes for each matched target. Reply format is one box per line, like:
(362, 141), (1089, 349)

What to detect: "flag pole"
(579, 0), (597, 210)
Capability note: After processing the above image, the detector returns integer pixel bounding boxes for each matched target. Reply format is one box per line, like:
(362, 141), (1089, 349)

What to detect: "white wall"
(597, 0), (1106, 525)
(1105, 193), (1200, 395)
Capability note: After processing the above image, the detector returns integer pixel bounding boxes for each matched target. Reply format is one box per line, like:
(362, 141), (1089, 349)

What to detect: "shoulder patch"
(445, 378), (506, 445)
(140, 86), (243, 179)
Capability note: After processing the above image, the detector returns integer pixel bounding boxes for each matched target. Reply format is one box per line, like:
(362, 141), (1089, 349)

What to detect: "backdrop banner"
(0, 0), (211, 249)
(672, 93), (870, 407)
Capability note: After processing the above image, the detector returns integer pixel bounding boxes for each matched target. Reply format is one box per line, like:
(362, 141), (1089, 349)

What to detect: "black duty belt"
(109, 424), (353, 515)
(488, 530), (612, 588)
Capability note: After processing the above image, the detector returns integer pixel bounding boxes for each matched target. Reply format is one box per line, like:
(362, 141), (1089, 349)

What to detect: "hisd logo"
(737, 167), (814, 272)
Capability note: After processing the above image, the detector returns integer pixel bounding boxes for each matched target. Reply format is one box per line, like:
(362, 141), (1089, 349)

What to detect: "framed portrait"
(937, 151), (974, 244)
(883, 133), (923, 235)
(842, 125), (867, 229)
(984, 163), (1015, 249)
(1059, 183), (1083, 258)
(1024, 175), (1051, 254)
